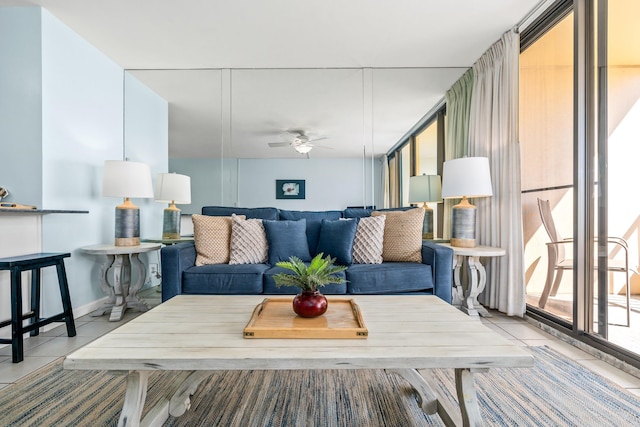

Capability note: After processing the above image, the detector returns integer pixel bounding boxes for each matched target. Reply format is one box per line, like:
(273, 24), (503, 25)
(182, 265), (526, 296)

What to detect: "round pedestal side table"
(438, 243), (506, 318)
(82, 242), (161, 321)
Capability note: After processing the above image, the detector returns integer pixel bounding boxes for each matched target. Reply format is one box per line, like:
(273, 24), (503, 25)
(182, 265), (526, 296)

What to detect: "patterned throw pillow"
(229, 215), (268, 265)
(192, 214), (245, 265)
(371, 208), (424, 263)
(352, 215), (386, 264)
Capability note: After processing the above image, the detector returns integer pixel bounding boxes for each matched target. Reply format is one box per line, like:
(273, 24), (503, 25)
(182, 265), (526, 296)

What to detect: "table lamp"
(155, 173), (191, 239)
(441, 157), (493, 248)
(408, 174), (442, 239)
(102, 160), (154, 246)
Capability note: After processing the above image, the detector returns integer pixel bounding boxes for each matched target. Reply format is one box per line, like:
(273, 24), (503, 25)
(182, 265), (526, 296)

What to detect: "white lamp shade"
(441, 157), (493, 199)
(155, 173), (191, 204)
(409, 174), (442, 203)
(102, 160), (154, 199)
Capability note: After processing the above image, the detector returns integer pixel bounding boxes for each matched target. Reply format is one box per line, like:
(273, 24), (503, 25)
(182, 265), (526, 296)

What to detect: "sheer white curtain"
(468, 29), (526, 316)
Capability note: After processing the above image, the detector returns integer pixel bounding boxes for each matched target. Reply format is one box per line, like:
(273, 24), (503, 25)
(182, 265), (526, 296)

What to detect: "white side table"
(82, 243), (161, 321)
(438, 243), (506, 317)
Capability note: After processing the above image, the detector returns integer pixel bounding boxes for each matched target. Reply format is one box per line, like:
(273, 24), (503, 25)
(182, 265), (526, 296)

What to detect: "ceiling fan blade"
(308, 136), (328, 143)
(268, 142), (291, 148)
(309, 144), (333, 149)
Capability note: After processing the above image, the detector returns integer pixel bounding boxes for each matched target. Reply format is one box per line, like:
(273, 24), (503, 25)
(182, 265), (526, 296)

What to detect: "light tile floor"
(1, 288), (640, 403)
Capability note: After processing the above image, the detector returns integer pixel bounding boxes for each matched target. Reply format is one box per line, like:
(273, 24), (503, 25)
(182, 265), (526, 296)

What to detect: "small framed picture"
(276, 180), (305, 200)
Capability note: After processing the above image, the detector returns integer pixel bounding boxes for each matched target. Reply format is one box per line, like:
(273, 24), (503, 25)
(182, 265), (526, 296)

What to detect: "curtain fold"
(443, 69), (474, 239)
(468, 29), (525, 316)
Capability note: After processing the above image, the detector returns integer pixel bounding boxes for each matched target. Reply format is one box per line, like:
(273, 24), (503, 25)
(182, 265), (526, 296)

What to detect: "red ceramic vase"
(292, 290), (328, 318)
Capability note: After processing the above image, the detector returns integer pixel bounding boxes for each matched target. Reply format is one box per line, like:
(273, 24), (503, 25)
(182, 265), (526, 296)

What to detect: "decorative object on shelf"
(102, 160), (154, 246)
(154, 173), (191, 239)
(0, 187), (37, 209)
(441, 157), (493, 248)
(273, 253), (347, 318)
(275, 179), (305, 200)
(408, 174), (442, 239)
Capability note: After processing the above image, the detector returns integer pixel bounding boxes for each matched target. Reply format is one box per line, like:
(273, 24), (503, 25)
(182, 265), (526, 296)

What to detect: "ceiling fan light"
(294, 144), (313, 154)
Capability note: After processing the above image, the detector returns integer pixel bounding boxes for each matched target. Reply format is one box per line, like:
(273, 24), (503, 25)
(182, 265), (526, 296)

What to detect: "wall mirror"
(125, 67), (464, 213)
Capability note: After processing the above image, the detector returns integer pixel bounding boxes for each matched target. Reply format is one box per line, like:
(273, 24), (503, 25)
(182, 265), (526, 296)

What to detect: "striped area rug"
(1, 346), (639, 426)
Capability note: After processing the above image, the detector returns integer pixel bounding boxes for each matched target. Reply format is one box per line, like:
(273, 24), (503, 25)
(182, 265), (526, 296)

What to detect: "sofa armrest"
(161, 242), (197, 302)
(421, 241), (453, 303)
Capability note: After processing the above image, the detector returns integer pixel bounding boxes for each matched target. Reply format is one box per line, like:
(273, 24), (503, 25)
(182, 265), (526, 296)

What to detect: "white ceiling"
(1, 0), (542, 158)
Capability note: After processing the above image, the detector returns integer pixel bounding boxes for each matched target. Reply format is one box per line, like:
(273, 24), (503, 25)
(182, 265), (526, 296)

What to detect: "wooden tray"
(243, 298), (368, 339)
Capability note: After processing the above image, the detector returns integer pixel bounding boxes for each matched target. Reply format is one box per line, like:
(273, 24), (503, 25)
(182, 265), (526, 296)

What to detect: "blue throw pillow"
(263, 219), (311, 265)
(315, 219), (358, 265)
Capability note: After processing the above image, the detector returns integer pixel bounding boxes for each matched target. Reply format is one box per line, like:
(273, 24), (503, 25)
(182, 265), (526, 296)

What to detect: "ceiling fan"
(268, 130), (330, 155)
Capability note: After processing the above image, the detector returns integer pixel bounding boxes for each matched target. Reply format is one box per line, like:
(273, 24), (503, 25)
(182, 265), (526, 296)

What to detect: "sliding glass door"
(598, 0), (640, 348)
(520, 8), (575, 324)
(521, 0), (640, 367)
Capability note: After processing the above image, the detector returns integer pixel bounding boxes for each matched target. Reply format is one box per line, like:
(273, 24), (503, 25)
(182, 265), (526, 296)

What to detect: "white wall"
(0, 7), (168, 319)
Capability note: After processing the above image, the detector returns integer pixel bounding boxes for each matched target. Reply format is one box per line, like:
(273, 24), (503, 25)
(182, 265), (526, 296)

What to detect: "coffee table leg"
(386, 369), (437, 414)
(118, 370), (149, 427)
(455, 368), (483, 427)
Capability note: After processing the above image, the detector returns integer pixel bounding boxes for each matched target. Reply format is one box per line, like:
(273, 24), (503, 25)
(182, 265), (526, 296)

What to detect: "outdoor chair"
(537, 198), (631, 327)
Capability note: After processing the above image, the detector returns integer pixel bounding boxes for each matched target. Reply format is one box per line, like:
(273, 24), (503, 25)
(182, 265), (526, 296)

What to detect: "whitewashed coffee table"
(64, 295), (533, 426)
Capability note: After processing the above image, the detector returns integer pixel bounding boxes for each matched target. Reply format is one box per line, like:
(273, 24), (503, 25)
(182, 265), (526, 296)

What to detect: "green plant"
(273, 253), (347, 292)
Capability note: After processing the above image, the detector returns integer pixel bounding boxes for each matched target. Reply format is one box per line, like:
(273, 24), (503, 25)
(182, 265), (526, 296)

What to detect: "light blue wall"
(124, 72), (169, 243)
(0, 8), (43, 206)
(170, 157), (383, 212)
(169, 157), (238, 214)
(0, 8), (168, 316)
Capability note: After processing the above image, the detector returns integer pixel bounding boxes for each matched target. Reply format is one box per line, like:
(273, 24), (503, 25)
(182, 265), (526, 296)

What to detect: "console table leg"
(92, 255), (117, 317)
(455, 368), (483, 427)
(118, 370), (150, 427)
(451, 255), (465, 307)
(126, 253), (150, 313)
(461, 256), (491, 318)
(109, 255), (130, 322)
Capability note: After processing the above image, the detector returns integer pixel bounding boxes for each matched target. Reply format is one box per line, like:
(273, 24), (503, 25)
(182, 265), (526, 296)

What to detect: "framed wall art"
(275, 179), (305, 200)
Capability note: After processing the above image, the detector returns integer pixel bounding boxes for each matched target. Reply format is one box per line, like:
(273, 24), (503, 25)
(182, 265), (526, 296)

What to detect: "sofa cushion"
(182, 263), (268, 294)
(263, 219), (311, 265)
(372, 208), (424, 263)
(278, 210), (343, 254)
(202, 206), (279, 220)
(229, 215), (268, 265)
(315, 219), (358, 266)
(352, 215), (386, 264)
(263, 266), (347, 294)
(192, 214), (245, 265)
(346, 263), (433, 294)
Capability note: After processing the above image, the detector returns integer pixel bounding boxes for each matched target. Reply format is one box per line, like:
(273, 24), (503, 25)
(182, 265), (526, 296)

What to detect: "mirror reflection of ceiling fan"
(268, 130), (331, 155)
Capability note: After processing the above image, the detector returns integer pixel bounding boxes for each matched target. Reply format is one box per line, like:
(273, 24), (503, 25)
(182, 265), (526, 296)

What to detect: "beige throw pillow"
(371, 208), (424, 263)
(192, 214), (245, 265)
(352, 215), (386, 264)
(229, 215), (268, 265)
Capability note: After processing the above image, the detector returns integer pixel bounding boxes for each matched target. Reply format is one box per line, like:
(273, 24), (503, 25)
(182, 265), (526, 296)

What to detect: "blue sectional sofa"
(161, 206), (454, 303)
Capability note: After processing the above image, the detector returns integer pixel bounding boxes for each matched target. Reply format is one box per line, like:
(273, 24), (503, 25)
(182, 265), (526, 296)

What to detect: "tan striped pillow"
(352, 215), (386, 264)
(371, 208), (424, 263)
(229, 215), (268, 264)
(192, 214), (245, 265)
